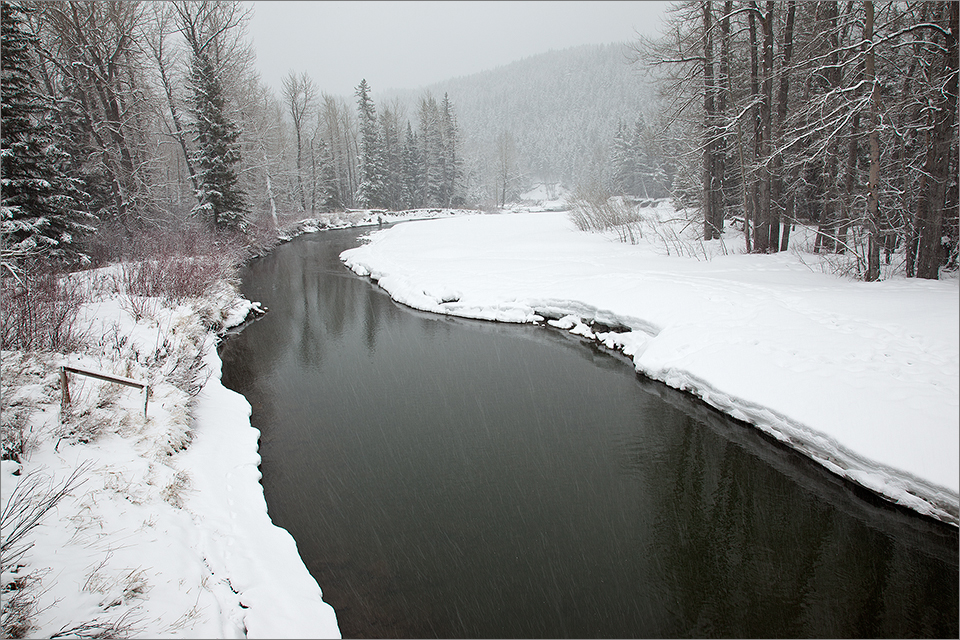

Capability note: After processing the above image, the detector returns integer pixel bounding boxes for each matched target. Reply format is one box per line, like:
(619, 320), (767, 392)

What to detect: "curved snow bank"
(183, 345), (340, 638)
(340, 212), (959, 525)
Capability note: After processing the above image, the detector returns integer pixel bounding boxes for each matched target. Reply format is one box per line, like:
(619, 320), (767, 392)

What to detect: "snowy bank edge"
(340, 255), (960, 528)
(194, 208), (480, 635)
(186, 334), (340, 638)
(271, 208), (480, 249)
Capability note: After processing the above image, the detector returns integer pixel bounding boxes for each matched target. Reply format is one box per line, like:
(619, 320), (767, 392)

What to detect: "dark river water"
(219, 228), (958, 639)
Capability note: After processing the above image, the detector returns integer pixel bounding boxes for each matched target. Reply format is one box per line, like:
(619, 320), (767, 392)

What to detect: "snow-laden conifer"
(1, 1), (93, 268)
(355, 79), (387, 209)
(188, 51), (247, 232)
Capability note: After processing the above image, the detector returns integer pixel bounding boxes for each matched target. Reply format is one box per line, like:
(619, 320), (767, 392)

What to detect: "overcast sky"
(245, 1), (671, 98)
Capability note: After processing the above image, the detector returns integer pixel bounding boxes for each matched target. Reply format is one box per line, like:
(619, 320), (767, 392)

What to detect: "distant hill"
(384, 43), (657, 200)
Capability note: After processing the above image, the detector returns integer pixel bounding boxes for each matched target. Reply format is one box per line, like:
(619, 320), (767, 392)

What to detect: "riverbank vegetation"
(635, 1), (958, 280)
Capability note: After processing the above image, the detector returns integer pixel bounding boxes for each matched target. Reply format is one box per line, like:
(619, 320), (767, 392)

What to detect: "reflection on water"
(220, 228), (958, 639)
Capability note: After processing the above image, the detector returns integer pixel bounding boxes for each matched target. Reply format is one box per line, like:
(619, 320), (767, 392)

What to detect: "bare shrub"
(1, 465), (93, 638)
(0, 269), (88, 352)
(1, 465), (90, 575)
(1, 571), (42, 638)
(48, 609), (140, 639)
(790, 224), (903, 281)
(568, 185), (644, 244)
(0, 353), (56, 463)
(0, 406), (33, 463)
(161, 470), (191, 509)
(161, 346), (208, 397)
(111, 255), (235, 305)
(641, 213), (730, 260)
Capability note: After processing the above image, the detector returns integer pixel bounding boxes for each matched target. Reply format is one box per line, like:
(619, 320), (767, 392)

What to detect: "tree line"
(286, 75), (463, 214)
(635, 0), (957, 280)
(1, 0), (463, 272)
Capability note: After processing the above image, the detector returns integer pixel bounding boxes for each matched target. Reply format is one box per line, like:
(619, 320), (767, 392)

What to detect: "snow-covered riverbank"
(1, 272), (339, 638)
(341, 205), (959, 525)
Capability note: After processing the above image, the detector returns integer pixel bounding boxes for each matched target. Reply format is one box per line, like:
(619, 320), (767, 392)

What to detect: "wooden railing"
(60, 365), (151, 418)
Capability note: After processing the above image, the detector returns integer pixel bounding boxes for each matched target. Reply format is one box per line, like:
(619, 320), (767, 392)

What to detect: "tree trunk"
(816, 2), (841, 253)
(770, 0), (795, 252)
(756, 2), (774, 252)
(864, 1), (880, 281)
(916, 2), (958, 279)
(702, 0), (719, 240)
(738, 120), (752, 253)
(780, 195), (793, 252)
(748, 5), (761, 252)
(839, 111), (859, 255)
(713, 1), (732, 238)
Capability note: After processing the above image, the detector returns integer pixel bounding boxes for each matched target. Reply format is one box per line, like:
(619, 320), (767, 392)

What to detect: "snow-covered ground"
(341, 203), (960, 525)
(1, 266), (340, 637)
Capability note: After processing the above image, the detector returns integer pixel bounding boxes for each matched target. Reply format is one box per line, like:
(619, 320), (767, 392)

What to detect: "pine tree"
(1, 1), (92, 267)
(439, 93), (463, 207)
(317, 137), (340, 212)
(379, 107), (401, 210)
(632, 116), (663, 199)
(189, 51), (246, 232)
(355, 79), (386, 209)
(418, 95), (443, 207)
(611, 120), (635, 196)
(400, 123), (422, 209)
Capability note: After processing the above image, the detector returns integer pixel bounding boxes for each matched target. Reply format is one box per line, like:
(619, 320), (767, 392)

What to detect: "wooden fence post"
(59, 365), (150, 419)
(60, 366), (70, 415)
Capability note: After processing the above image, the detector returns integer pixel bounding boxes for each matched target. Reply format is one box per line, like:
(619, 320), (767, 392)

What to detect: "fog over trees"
(1, 0), (957, 282)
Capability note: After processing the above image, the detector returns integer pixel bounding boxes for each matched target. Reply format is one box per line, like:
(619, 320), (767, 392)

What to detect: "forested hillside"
(387, 43), (659, 204)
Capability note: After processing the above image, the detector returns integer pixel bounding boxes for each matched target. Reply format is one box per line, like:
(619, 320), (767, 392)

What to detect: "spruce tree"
(418, 95), (443, 207)
(317, 137), (340, 212)
(400, 123), (422, 209)
(1, 1), (92, 266)
(631, 116), (653, 199)
(439, 93), (462, 207)
(189, 51), (246, 232)
(355, 79), (386, 209)
(379, 108), (401, 210)
(611, 121), (636, 196)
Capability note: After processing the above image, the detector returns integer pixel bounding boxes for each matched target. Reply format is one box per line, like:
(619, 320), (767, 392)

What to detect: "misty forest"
(1, 1), (958, 639)
(2, 0), (955, 279)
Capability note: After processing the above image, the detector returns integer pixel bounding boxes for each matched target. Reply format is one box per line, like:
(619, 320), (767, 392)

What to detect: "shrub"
(0, 269), (88, 352)
(568, 186), (644, 244)
(106, 223), (245, 305)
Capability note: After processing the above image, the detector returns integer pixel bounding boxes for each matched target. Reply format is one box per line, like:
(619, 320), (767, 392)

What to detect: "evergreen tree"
(189, 51), (246, 232)
(355, 79), (386, 209)
(379, 107), (401, 210)
(418, 95), (443, 207)
(54, 78), (114, 223)
(611, 120), (636, 196)
(632, 115), (664, 199)
(439, 93), (463, 206)
(317, 137), (340, 212)
(400, 123), (422, 209)
(1, 1), (92, 266)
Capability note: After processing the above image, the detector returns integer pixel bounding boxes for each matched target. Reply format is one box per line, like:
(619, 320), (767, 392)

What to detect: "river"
(219, 227), (958, 638)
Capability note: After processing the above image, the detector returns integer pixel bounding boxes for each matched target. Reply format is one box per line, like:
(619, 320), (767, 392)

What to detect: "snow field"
(340, 207), (959, 525)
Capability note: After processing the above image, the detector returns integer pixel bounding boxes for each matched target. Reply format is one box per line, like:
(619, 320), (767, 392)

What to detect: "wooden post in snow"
(60, 365), (151, 418)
